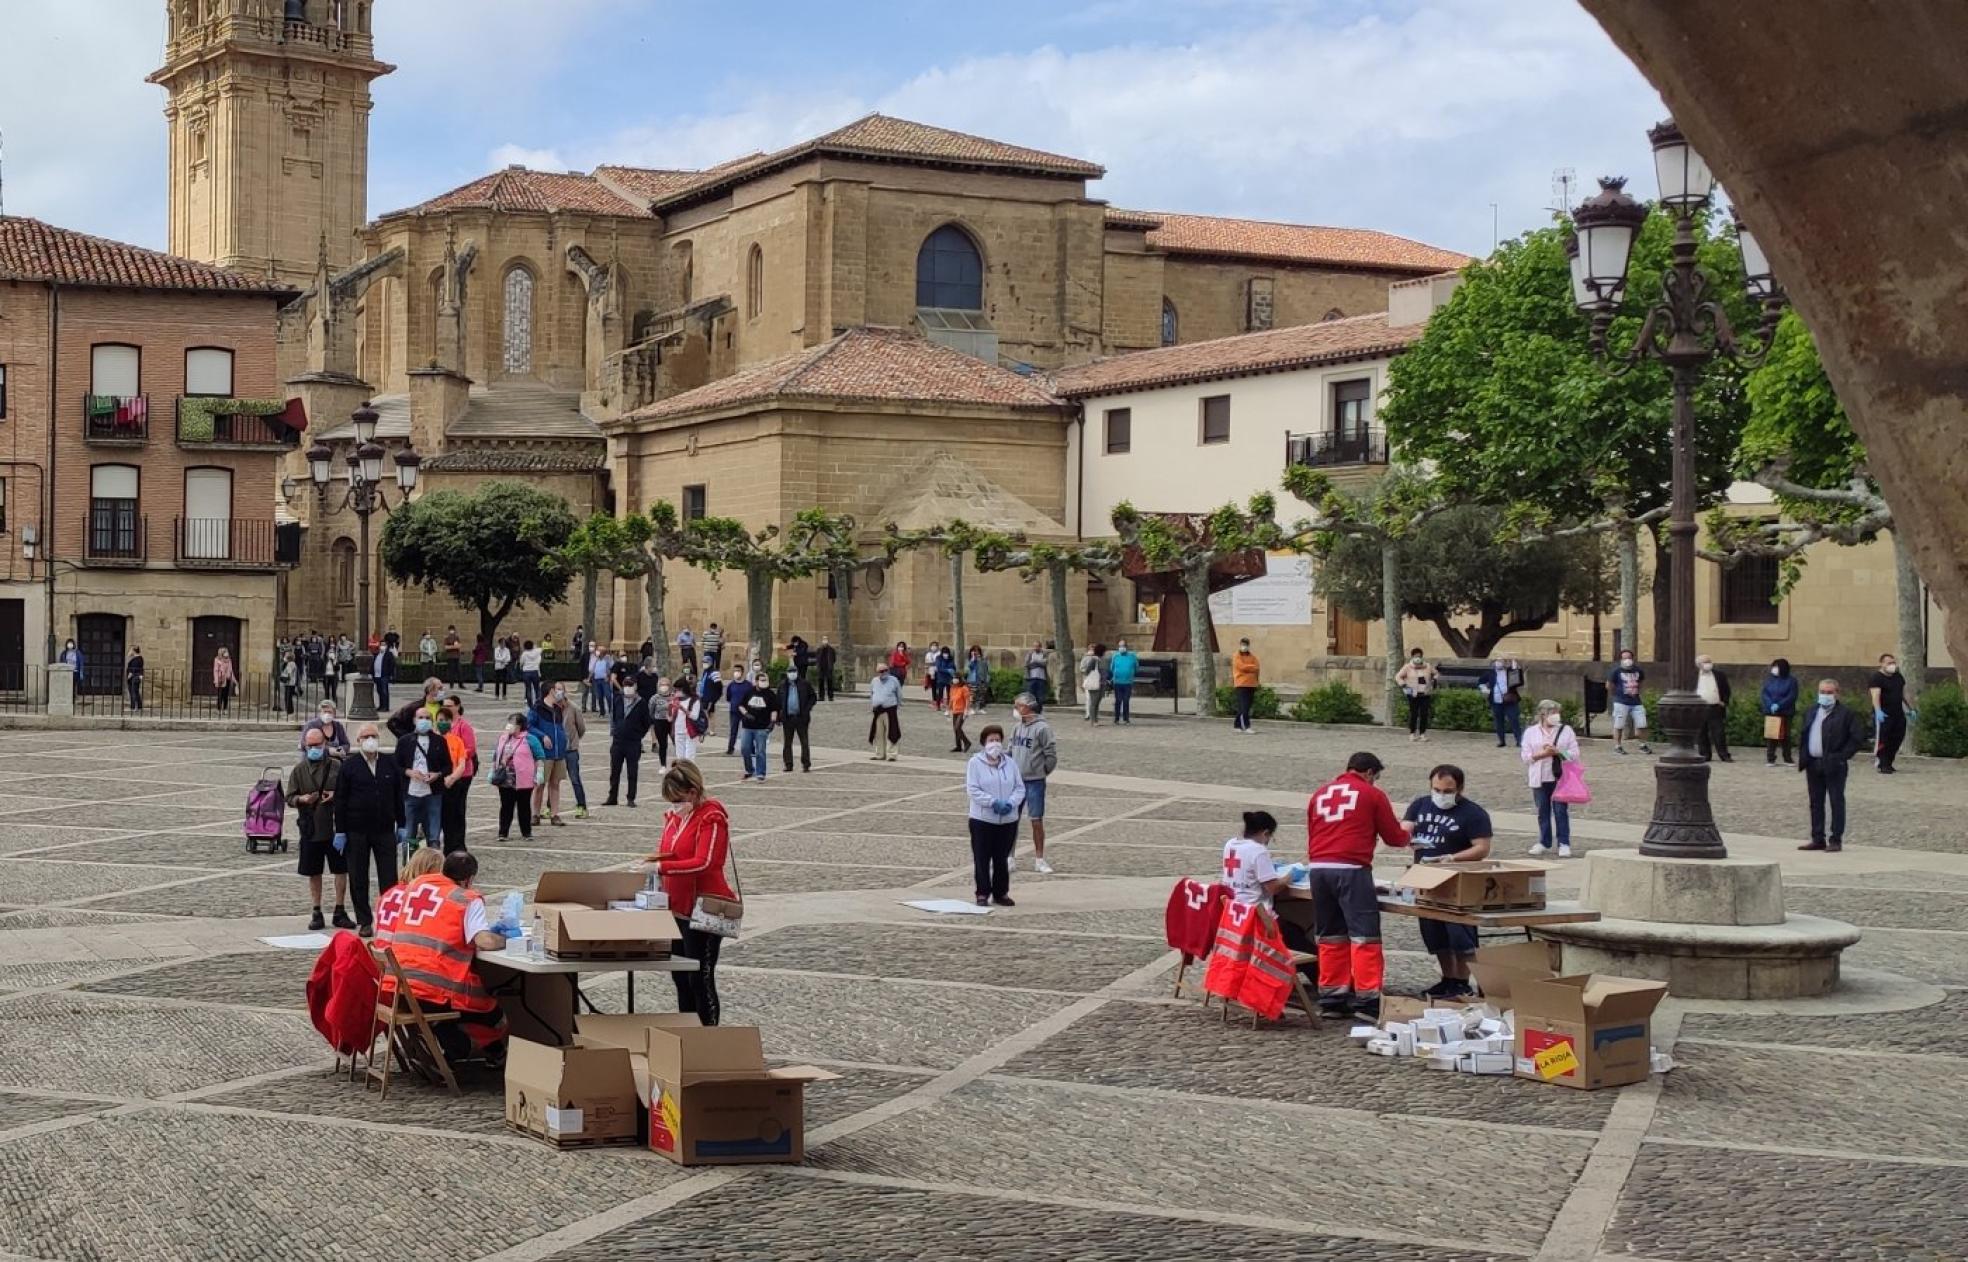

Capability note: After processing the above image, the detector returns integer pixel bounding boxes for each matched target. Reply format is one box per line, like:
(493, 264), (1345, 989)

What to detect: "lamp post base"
(348, 673), (379, 722)
(1639, 689), (1728, 859)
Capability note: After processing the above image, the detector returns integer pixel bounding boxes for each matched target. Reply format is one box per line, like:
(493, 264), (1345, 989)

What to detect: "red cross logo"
(1223, 851), (1243, 875)
(1184, 881), (1208, 910)
(376, 886), (406, 925)
(401, 882), (445, 927)
(1314, 782), (1360, 823)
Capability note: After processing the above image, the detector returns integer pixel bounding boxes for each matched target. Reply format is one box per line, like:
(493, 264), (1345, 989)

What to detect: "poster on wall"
(1208, 552), (1314, 626)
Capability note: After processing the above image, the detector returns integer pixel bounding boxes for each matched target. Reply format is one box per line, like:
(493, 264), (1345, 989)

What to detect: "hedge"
(1913, 682), (1968, 758)
(988, 667), (1028, 704)
(1291, 682), (1375, 725)
(1212, 684), (1282, 720)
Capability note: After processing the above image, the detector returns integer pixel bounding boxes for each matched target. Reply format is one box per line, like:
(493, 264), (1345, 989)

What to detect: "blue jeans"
(591, 677), (611, 715)
(564, 748), (587, 809)
(1533, 783), (1570, 848)
(1492, 700), (1522, 745)
(522, 670), (541, 706)
(401, 790), (443, 848)
(727, 707), (745, 754)
(740, 727), (770, 779)
(1112, 683), (1132, 722)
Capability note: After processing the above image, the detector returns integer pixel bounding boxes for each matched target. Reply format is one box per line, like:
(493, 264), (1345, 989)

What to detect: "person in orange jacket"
(1229, 639), (1261, 733)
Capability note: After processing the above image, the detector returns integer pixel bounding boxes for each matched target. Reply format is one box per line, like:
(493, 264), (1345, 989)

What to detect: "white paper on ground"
(545, 1106), (582, 1135)
(258, 933), (332, 949)
(901, 899), (994, 916)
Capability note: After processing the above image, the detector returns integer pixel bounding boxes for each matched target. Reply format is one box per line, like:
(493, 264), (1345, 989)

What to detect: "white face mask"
(361, 737), (379, 754)
(1620, 658), (1634, 668)
(1430, 791), (1457, 810)
(1771, 666), (1781, 676)
(1883, 663), (1899, 675)
(984, 740), (1005, 758)
(1698, 662), (1713, 674)
(1544, 714), (1561, 729)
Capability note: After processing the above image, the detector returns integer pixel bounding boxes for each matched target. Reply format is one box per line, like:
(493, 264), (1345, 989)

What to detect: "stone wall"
(1159, 259), (1401, 345)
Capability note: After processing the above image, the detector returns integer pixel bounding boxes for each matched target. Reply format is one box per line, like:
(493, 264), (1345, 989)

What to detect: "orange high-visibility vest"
(1202, 899), (1293, 1019)
(373, 884), (409, 949)
(380, 876), (496, 1013)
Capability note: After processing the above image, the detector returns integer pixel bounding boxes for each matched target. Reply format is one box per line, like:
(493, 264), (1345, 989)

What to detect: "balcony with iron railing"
(83, 395), (150, 444)
(1285, 426), (1390, 469)
(175, 398), (301, 450)
(83, 510), (147, 566)
(174, 518), (282, 569)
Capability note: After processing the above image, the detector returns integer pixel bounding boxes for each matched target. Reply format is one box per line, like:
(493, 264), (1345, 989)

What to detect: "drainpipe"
(1073, 408), (1085, 538)
(43, 282), (58, 664)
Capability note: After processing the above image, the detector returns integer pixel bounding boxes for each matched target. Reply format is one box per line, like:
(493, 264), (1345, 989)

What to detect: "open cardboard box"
(1469, 940), (1561, 1004)
(575, 1014), (839, 1166)
(533, 871), (678, 960)
(1512, 973), (1667, 1091)
(504, 1036), (641, 1148)
(1397, 861), (1549, 912)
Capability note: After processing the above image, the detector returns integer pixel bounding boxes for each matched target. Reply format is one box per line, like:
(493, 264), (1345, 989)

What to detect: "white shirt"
(1221, 837), (1279, 910)
(494, 645), (512, 668)
(406, 733), (433, 797)
(1808, 705), (1827, 758)
(1696, 670), (1721, 705)
(519, 648), (543, 672)
(462, 896), (489, 941)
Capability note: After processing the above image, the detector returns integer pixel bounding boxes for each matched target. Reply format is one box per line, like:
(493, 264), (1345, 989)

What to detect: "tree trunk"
(1617, 519), (1641, 659)
(1380, 538), (1403, 727)
(644, 558), (670, 675)
(1429, 616), (1473, 658)
(834, 566), (856, 693)
(1893, 529), (1927, 705)
(1185, 563), (1217, 714)
(745, 567), (774, 675)
(581, 569), (599, 649)
(950, 551), (967, 659)
(1649, 526), (1671, 662)
(1050, 561), (1078, 708)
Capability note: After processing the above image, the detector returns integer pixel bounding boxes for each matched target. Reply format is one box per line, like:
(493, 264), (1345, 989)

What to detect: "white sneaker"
(1528, 844), (1552, 856)
(1035, 858), (1054, 874)
(1005, 856), (1017, 872)
(1558, 844), (1574, 858)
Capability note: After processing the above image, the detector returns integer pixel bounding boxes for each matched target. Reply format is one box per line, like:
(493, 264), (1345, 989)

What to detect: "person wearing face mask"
(1798, 678), (1865, 851)
(1607, 650), (1652, 755)
(1079, 644), (1109, 724)
(1230, 639), (1261, 733)
(645, 761), (735, 1024)
(1394, 648), (1439, 742)
(289, 727), (350, 931)
(332, 723), (405, 937)
(1483, 657), (1525, 747)
(1220, 810), (1288, 911)
(736, 670), (781, 782)
(671, 677), (706, 764)
(556, 686), (590, 818)
(722, 670), (755, 758)
(648, 675), (675, 768)
(1868, 652), (1912, 774)
(868, 664), (903, 760)
(438, 696), (476, 852)
(1693, 655), (1734, 763)
(1401, 765), (1495, 997)
(1521, 699), (1581, 857)
(125, 645), (146, 711)
(1108, 639), (1139, 725)
(1761, 658), (1799, 766)
(302, 701), (351, 756)
(1303, 751), (1410, 1020)
(58, 638), (83, 673)
(211, 646), (236, 715)
(605, 677), (653, 806)
(491, 713), (538, 840)
(394, 706), (453, 853)
(965, 644), (989, 715)
(779, 666), (817, 773)
(965, 725), (1026, 907)
(529, 686), (569, 826)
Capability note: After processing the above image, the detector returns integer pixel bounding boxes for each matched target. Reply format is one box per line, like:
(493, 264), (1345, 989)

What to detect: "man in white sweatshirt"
(1011, 694), (1059, 874)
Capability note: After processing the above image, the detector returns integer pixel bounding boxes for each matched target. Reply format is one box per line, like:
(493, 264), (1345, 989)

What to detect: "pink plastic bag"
(1553, 758), (1592, 806)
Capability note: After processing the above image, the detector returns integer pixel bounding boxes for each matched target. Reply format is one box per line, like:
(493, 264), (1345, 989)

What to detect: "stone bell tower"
(150, 0), (394, 286)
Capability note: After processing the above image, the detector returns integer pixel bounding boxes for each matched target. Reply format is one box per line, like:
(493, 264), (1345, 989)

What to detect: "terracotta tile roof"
(651, 113), (1103, 208)
(1114, 209), (1471, 274)
(1104, 209), (1164, 231)
(1049, 313), (1423, 398)
(422, 448), (605, 474)
(594, 153), (766, 207)
(383, 168), (645, 219)
(623, 326), (1065, 422)
(0, 216), (294, 294)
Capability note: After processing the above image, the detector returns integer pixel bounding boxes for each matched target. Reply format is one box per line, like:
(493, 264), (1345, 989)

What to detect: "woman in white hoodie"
(964, 724), (1026, 908)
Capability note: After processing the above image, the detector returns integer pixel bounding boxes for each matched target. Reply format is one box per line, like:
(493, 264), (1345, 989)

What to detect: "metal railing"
(0, 666), (47, 715)
(174, 518), (280, 568)
(84, 510), (147, 563)
(1285, 426), (1389, 468)
(83, 394), (150, 443)
(74, 668), (285, 720)
(175, 401), (299, 448)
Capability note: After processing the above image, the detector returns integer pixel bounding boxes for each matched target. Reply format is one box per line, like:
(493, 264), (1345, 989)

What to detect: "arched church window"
(502, 265), (534, 376)
(916, 225), (983, 311)
(746, 244), (764, 319)
(1161, 297), (1178, 346)
(331, 537), (356, 605)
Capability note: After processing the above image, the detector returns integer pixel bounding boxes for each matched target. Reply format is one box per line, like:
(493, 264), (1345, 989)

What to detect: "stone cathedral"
(153, 0), (1467, 657)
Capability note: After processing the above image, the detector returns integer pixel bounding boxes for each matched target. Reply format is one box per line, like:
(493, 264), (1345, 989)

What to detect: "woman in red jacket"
(646, 760), (735, 1025)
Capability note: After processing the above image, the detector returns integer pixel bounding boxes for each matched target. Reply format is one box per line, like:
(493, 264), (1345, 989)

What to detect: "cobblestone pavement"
(0, 711), (1963, 1261)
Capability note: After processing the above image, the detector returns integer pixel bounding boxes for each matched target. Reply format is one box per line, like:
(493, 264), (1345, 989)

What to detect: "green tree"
(1380, 214), (1754, 657)
(379, 480), (578, 647)
(969, 534), (1121, 709)
(669, 507), (861, 669)
(557, 513), (648, 648)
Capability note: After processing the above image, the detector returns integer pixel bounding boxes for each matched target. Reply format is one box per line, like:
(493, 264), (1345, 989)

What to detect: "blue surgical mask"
(1817, 693), (1836, 708)
(306, 746), (325, 762)
(414, 717), (432, 733)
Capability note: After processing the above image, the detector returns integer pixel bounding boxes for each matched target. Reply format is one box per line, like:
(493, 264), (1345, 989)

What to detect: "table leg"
(628, 971), (636, 1012)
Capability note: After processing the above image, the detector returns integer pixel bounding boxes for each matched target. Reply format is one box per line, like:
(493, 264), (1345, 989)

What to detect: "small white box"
(1366, 1039), (1399, 1057)
(1462, 1052), (1513, 1075)
(1347, 1025), (1380, 1045)
(1391, 1025), (1416, 1057)
(1422, 1007), (1468, 1022)
(1650, 1050), (1676, 1074)
(633, 889), (669, 911)
(607, 899), (640, 911)
(1413, 1022), (1451, 1047)
(1424, 1053), (1460, 1070)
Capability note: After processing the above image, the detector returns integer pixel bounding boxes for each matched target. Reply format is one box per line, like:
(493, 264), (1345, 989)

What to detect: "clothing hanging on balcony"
(116, 396), (146, 427)
(86, 395), (117, 419)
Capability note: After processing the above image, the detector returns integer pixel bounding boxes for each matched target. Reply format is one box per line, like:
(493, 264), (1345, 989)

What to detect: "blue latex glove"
(331, 832), (347, 854)
(1875, 709), (1887, 724)
(991, 799), (1009, 817)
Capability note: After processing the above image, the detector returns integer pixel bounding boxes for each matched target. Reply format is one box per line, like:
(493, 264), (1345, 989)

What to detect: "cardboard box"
(1511, 974), (1668, 1091)
(1397, 861), (1549, 912)
(1469, 940), (1562, 1004)
(533, 872), (679, 960)
(504, 1037), (641, 1148)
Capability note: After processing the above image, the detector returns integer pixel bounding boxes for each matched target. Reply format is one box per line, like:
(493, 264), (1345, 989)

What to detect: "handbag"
(1763, 714), (1786, 740)
(689, 844), (745, 938)
(1552, 750), (1592, 806)
(487, 740), (513, 788)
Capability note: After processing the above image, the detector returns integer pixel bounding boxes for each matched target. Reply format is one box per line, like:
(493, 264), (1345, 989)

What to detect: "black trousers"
(1805, 761), (1849, 844)
(969, 818), (1016, 900)
(670, 917), (724, 1026)
(819, 667), (835, 701)
(782, 713), (811, 770)
(343, 827), (399, 927)
(1877, 712), (1906, 770)
(651, 720), (671, 766)
(496, 785), (532, 839)
(1407, 693), (1433, 735)
(608, 743), (641, 803)
(1697, 703), (1731, 760)
(440, 776), (471, 852)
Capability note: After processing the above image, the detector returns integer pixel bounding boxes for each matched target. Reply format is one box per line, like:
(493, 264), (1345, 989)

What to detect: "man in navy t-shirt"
(1401, 764), (1495, 998)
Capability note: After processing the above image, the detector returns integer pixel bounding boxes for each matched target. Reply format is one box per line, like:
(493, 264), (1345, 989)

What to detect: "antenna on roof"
(1551, 167), (1577, 218)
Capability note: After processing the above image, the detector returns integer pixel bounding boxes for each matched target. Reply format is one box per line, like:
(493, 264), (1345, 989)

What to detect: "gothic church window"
(1161, 298), (1178, 346)
(916, 225), (983, 311)
(502, 265), (535, 376)
(746, 244), (764, 320)
(331, 537), (356, 605)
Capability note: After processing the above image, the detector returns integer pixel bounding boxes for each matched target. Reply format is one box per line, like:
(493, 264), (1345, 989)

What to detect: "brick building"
(0, 216), (298, 691)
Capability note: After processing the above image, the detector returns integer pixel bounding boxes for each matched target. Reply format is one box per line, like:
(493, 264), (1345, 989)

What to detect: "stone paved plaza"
(0, 699), (1964, 1261)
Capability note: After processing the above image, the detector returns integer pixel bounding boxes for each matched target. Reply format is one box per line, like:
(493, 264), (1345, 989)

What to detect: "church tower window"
(746, 244), (764, 320)
(916, 224), (983, 311)
(502, 265), (535, 376)
(1161, 297), (1178, 346)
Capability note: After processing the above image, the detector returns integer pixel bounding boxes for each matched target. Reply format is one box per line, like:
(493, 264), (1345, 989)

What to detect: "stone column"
(46, 664), (74, 717)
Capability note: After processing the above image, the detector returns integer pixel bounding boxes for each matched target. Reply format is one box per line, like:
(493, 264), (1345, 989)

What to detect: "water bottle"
(529, 911), (544, 959)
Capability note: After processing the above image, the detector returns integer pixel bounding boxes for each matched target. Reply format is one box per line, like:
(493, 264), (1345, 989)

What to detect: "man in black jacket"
(333, 723), (405, 935)
(816, 636), (837, 701)
(605, 681), (653, 807)
(1797, 678), (1866, 852)
(1695, 655), (1734, 762)
(780, 671), (818, 773)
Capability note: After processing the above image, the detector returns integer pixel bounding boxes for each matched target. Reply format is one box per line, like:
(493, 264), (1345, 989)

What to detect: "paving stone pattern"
(724, 922), (1171, 992)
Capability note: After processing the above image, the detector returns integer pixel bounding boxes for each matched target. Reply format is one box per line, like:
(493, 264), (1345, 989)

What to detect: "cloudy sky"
(3, 0), (1667, 258)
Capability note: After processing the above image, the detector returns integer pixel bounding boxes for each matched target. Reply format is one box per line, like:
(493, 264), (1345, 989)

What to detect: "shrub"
(1290, 681), (1374, 725)
(988, 667), (1028, 704)
(1213, 684), (1282, 720)
(1914, 682), (1968, 758)
(765, 656), (792, 689)
(1405, 688), (1492, 732)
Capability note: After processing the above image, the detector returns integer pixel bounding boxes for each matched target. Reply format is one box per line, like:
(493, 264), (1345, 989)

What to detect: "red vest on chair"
(306, 930), (380, 1055)
(1164, 878), (1230, 962)
(1202, 899), (1294, 1019)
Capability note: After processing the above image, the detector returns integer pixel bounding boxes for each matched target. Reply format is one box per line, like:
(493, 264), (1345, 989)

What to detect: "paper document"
(900, 899), (994, 916)
(258, 933), (332, 950)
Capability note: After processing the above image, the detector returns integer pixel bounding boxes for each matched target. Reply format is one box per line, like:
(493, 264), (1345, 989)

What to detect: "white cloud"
(487, 144), (571, 172)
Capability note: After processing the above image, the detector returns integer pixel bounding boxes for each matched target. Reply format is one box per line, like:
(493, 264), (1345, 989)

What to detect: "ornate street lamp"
(309, 401), (420, 719)
(1570, 123), (1788, 861)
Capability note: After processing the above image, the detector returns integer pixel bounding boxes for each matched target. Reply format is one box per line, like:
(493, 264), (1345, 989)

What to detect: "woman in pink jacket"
(492, 712), (538, 840)
(211, 646), (237, 714)
(1520, 698), (1581, 858)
